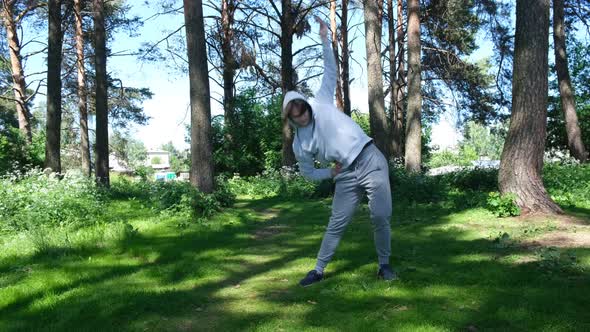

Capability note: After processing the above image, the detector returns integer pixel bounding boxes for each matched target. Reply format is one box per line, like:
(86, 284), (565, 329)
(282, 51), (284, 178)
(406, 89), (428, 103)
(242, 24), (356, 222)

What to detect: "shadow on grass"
(1, 196), (589, 331)
(562, 205), (590, 223)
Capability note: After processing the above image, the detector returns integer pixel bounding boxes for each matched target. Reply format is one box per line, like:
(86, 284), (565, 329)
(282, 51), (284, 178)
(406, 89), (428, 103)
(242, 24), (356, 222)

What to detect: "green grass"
(1, 196), (589, 331)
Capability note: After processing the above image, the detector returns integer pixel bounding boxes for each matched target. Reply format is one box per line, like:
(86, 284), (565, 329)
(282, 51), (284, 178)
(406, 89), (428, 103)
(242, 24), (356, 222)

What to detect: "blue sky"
(114, 2), (376, 150)
(22, 1), (511, 151)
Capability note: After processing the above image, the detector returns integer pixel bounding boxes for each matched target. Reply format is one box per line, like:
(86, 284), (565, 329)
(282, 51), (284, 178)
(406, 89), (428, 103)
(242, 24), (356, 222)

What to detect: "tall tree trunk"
(1, 2), (32, 143)
(393, 0), (405, 158)
(341, 0), (351, 116)
(93, 0), (109, 186)
(330, 0), (343, 111)
(184, 0), (214, 193)
(221, 0), (237, 131)
(363, 0), (390, 158)
(280, 0), (296, 166)
(387, 0), (402, 158)
(499, 0), (562, 214)
(74, 0), (91, 176)
(405, 0), (421, 172)
(553, 0), (588, 163)
(45, 0), (63, 173)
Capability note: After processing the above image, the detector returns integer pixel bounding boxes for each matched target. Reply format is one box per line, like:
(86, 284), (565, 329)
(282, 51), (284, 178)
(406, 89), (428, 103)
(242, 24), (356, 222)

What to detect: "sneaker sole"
(377, 273), (398, 281)
(300, 279), (322, 287)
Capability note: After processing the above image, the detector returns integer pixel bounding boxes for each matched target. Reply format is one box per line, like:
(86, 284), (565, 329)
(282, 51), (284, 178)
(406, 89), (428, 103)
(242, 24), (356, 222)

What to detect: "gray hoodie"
(282, 40), (372, 181)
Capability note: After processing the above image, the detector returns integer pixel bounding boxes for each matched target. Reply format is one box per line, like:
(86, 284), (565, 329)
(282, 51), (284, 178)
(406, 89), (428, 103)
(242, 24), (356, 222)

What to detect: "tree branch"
(15, 3), (47, 23)
(140, 25), (185, 60)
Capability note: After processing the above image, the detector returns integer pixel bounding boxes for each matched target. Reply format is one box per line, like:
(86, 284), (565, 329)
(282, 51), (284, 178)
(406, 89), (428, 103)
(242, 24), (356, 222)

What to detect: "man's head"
(285, 98), (312, 127)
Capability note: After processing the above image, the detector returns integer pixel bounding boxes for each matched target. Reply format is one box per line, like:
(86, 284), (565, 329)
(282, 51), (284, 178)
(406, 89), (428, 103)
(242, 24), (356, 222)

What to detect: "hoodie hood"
(282, 90), (313, 128)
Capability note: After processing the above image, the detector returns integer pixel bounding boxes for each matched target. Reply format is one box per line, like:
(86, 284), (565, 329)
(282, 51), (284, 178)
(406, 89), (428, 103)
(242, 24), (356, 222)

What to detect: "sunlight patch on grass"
(448, 253), (496, 264)
(2, 196), (589, 331)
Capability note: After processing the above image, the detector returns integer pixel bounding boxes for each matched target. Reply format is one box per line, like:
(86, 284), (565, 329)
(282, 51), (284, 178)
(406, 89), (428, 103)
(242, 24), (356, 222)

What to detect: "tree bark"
(221, 0), (237, 130)
(363, 0), (390, 158)
(341, 0), (351, 116)
(184, 0), (214, 193)
(330, 0), (343, 111)
(387, 0), (402, 158)
(1, 1), (32, 143)
(499, 0), (562, 214)
(93, 0), (109, 186)
(280, 0), (296, 167)
(552, 0), (588, 163)
(74, 0), (91, 176)
(45, 0), (63, 173)
(405, 0), (421, 172)
(393, 0), (405, 158)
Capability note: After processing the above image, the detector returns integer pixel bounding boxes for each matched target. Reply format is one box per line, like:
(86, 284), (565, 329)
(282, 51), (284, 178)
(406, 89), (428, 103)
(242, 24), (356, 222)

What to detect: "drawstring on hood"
(282, 91), (314, 128)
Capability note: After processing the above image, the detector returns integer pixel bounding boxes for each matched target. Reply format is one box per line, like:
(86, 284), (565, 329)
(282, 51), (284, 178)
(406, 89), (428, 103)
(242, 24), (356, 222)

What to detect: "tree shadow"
(1, 195), (589, 331)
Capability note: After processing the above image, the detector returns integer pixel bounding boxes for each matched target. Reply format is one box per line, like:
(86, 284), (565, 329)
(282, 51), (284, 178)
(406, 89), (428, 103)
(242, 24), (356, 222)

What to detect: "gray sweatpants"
(315, 143), (392, 273)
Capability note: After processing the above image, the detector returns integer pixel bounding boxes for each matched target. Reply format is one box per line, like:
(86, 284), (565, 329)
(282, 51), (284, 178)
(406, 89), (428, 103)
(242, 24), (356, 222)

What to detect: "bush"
(0, 118), (44, 176)
(440, 167), (499, 192)
(109, 176), (236, 219)
(389, 165), (449, 204)
(486, 192), (521, 217)
(543, 162), (590, 208)
(228, 168), (333, 199)
(389, 161), (496, 208)
(210, 90), (283, 176)
(427, 149), (472, 168)
(0, 169), (105, 233)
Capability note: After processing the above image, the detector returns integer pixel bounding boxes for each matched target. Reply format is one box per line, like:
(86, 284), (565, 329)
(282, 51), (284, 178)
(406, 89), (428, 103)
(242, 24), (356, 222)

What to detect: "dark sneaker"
(378, 264), (397, 281)
(299, 270), (323, 287)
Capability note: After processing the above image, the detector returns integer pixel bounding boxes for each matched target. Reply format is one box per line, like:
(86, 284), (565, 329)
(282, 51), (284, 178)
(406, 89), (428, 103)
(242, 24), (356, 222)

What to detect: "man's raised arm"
(314, 16), (337, 105)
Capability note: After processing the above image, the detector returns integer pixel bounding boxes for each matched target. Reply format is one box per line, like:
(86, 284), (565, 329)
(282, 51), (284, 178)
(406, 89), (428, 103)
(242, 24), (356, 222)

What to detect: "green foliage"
(107, 85), (152, 129)
(351, 110), (370, 136)
(389, 163), (449, 204)
(150, 156), (162, 165)
(24, 220), (138, 257)
(0, 169), (105, 233)
(440, 167), (498, 192)
(110, 130), (148, 171)
(0, 108), (44, 175)
(427, 149), (471, 168)
(543, 162), (590, 208)
(227, 168), (332, 199)
(486, 192), (520, 217)
(427, 121), (506, 168)
(389, 161), (497, 206)
(161, 141), (190, 173)
(210, 90), (283, 176)
(263, 150), (282, 173)
(109, 176), (235, 220)
(421, 0), (501, 123)
(461, 121), (506, 160)
(134, 165), (154, 181)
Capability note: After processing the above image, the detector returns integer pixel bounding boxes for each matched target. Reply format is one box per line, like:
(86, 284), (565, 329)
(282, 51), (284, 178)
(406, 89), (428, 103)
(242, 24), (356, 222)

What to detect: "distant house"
(146, 150), (170, 170)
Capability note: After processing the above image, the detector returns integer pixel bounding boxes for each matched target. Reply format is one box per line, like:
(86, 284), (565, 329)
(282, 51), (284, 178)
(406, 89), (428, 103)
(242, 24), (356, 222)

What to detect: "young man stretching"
(282, 17), (396, 287)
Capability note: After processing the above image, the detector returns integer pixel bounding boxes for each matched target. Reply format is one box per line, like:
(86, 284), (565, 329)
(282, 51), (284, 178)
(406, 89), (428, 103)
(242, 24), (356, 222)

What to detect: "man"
(283, 17), (396, 287)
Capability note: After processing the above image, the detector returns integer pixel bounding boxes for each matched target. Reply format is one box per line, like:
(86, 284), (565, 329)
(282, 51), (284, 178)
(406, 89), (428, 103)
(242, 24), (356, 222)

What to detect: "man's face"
(289, 103), (311, 127)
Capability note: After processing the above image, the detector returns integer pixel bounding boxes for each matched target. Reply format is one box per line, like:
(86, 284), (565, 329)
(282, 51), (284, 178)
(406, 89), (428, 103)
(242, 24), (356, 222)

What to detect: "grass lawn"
(1, 196), (589, 331)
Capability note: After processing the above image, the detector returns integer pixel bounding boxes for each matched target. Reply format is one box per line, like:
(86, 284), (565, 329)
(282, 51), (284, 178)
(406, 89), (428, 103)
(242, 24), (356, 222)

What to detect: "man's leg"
(314, 173), (362, 273)
(358, 147), (392, 266)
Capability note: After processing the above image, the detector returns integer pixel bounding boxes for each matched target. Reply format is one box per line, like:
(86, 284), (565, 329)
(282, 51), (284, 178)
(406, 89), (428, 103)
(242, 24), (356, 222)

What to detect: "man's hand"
(331, 162), (342, 178)
(315, 16), (328, 42)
